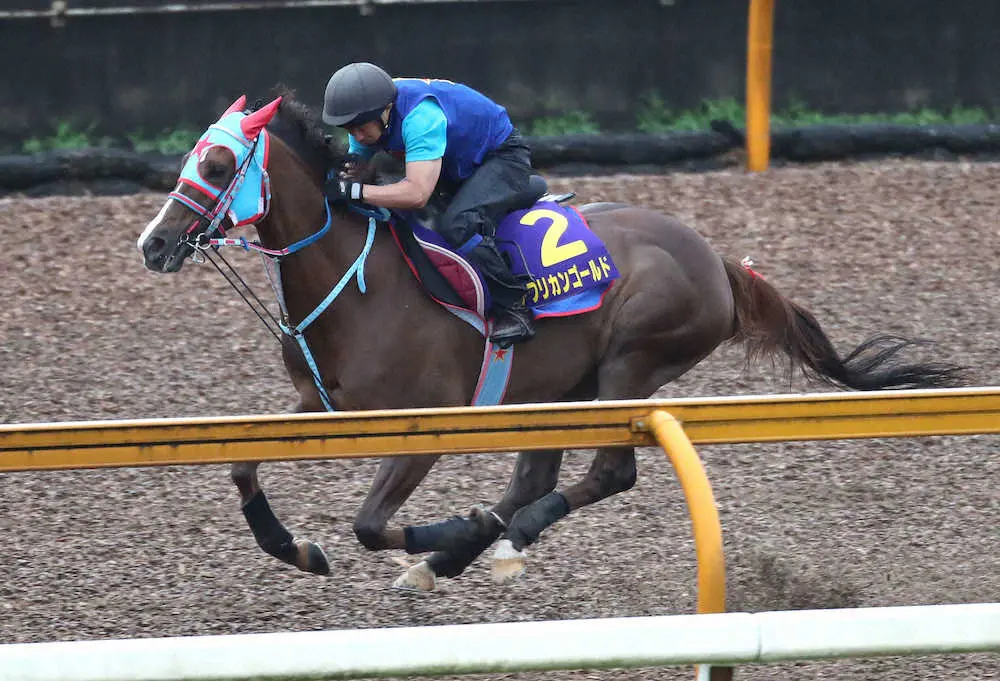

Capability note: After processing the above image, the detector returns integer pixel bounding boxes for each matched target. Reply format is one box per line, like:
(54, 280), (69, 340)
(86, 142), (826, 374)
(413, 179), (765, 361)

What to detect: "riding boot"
(464, 237), (537, 347)
(490, 301), (536, 348)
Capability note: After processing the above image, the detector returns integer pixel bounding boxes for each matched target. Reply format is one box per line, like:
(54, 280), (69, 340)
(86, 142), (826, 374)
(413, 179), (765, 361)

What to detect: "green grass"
(633, 94), (996, 134)
(771, 98), (994, 127)
(526, 110), (600, 136)
(21, 122), (110, 153)
(636, 94), (749, 133)
(16, 98), (999, 153)
(127, 128), (201, 154)
(20, 124), (200, 155)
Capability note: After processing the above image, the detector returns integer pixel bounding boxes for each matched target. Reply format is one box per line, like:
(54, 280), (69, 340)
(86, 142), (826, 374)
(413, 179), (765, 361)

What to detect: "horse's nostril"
(143, 236), (167, 259)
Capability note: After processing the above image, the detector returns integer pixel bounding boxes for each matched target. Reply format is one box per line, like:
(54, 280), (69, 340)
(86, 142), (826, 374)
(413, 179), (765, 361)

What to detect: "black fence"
(2, 0), (999, 151)
(4, 123), (1000, 196)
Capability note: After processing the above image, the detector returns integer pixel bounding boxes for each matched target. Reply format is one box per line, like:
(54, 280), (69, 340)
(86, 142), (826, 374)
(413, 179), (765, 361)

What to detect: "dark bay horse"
(136, 94), (964, 591)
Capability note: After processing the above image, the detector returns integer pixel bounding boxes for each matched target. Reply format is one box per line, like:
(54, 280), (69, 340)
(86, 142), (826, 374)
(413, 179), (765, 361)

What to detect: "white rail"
(2, 603), (998, 681)
(0, 0), (542, 21)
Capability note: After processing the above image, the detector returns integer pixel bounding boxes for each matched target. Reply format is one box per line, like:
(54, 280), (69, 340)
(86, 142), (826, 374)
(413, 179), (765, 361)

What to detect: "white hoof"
(392, 560), (437, 592)
(491, 539), (527, 584)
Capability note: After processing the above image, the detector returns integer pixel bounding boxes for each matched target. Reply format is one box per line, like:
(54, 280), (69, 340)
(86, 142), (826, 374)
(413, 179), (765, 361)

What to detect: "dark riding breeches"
(435, 130), (533, 311)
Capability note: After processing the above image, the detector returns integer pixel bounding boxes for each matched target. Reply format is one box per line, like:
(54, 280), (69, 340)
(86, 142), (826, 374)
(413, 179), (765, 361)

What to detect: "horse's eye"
(202, 161), (230, 186)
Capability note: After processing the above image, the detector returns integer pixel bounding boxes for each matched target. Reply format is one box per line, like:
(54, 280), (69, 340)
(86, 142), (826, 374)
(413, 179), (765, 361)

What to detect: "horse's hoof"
(491, 539), (527, 585)
(392, 560), (437, 592)
(295, 540), (330, 576)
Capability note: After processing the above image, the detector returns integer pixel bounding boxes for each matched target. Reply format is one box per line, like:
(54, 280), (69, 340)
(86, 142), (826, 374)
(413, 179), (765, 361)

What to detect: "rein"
(191, 200), (382, 412)
(198, 199), (332, 257)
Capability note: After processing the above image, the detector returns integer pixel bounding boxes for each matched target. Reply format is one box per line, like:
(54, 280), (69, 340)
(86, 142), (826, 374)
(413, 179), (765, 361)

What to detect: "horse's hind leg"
(490, 445), (637, 583)
(492, 352), (713, 582)
(232, 461), (330, 575)
(393, 448), (564, 589)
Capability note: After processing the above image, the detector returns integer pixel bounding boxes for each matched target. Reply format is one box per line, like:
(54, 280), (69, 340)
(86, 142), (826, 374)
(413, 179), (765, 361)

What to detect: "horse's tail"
(722, 258), (967, 390)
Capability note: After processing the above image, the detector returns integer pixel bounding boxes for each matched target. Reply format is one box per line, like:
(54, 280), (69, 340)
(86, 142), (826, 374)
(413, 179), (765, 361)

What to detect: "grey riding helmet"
(322, 62), (398, 127)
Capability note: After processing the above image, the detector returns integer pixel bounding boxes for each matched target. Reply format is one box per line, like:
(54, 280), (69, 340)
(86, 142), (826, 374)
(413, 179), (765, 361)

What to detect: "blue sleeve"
(347, 135), (376, 161)
(401, 99), (447, 162)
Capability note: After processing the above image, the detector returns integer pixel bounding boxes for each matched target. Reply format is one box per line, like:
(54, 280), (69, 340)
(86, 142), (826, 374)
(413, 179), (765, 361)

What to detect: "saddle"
(387, 175), (620, 321)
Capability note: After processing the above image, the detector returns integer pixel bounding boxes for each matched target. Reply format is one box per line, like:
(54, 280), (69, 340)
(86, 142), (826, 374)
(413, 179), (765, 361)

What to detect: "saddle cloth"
(387, 200), (620, 321)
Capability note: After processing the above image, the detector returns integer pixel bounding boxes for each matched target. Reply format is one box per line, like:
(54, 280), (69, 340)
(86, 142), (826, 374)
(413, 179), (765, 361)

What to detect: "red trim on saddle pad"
(418, 241), (484, 314)
(386, 222), (486, 318)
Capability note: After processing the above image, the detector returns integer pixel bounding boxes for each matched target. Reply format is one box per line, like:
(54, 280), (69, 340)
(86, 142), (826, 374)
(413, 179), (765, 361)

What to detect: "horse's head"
(137, 95), (283, 272)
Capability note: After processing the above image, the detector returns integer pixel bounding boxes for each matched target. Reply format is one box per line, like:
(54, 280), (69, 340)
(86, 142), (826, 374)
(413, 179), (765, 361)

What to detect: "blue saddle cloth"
(388, 201), (620, 320)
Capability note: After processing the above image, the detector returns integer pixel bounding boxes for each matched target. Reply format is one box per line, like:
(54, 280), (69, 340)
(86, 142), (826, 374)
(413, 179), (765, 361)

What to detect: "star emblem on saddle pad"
(492, 347), (508, 362)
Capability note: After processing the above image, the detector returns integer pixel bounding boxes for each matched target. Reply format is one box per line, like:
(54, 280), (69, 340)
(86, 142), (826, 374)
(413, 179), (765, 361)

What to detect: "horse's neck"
(251, 142), (461, 407)
(258, 202), (371, 321)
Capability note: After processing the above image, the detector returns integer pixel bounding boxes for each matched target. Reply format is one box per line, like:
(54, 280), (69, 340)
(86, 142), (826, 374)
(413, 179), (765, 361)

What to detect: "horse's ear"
(240, 97), (283, 139)
(222, 95), (247, 118)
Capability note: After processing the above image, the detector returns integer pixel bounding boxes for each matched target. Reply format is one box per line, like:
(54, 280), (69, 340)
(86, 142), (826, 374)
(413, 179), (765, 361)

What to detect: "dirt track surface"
(2, 160), (999, 680)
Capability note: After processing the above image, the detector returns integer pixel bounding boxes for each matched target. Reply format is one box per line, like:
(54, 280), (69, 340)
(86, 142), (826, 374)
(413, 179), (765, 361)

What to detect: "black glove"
(323, 178), (364, 206)
(339, 153), (372, 182)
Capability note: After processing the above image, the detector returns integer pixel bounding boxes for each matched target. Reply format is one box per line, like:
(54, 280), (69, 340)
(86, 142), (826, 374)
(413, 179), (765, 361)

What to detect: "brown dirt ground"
(1, 159), (999, 680)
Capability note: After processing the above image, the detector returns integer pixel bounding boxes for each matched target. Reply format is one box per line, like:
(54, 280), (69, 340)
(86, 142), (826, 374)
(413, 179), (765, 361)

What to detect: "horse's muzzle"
(141, 236), (191, 273)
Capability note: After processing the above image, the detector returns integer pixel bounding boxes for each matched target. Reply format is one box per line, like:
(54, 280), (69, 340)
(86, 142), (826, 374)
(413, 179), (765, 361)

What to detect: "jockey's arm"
(359, 159), (442, 210)
(355, 99), (447, 210)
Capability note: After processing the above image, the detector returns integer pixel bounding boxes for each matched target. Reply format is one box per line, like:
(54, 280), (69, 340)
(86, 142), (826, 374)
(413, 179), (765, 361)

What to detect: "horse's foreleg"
(400, 449), (565, 586)
(353, 454), (442, 551)
(231, 461), (330, 575)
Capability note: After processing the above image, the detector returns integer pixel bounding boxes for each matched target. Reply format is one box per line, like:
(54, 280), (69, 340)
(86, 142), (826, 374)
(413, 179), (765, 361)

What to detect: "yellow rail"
(650, 411), (726, 614)
(648, 411), (732, 681)
(746, 0), (776, 172)
(5, 388), (997, 681)
(2, 388), (999, 473)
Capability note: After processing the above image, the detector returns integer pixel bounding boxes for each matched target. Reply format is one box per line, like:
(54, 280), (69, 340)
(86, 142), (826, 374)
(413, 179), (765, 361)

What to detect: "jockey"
(321, 62), (535, 347)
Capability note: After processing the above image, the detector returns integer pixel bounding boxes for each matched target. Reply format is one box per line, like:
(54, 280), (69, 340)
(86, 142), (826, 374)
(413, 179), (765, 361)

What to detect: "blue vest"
(381, 79), (514, 182)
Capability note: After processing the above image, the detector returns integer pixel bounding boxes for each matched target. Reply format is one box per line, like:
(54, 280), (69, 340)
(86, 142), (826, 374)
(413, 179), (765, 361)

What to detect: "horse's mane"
(254, 87), (347, 182)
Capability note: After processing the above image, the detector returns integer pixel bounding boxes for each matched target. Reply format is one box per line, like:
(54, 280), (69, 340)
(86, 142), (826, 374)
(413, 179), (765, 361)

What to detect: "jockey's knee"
(439, 210), (485, 247)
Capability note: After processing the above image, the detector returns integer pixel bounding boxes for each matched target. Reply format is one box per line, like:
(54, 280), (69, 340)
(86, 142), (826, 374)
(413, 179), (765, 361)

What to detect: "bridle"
(169, 113), (272, 256)
(165, 99), (381, 412)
